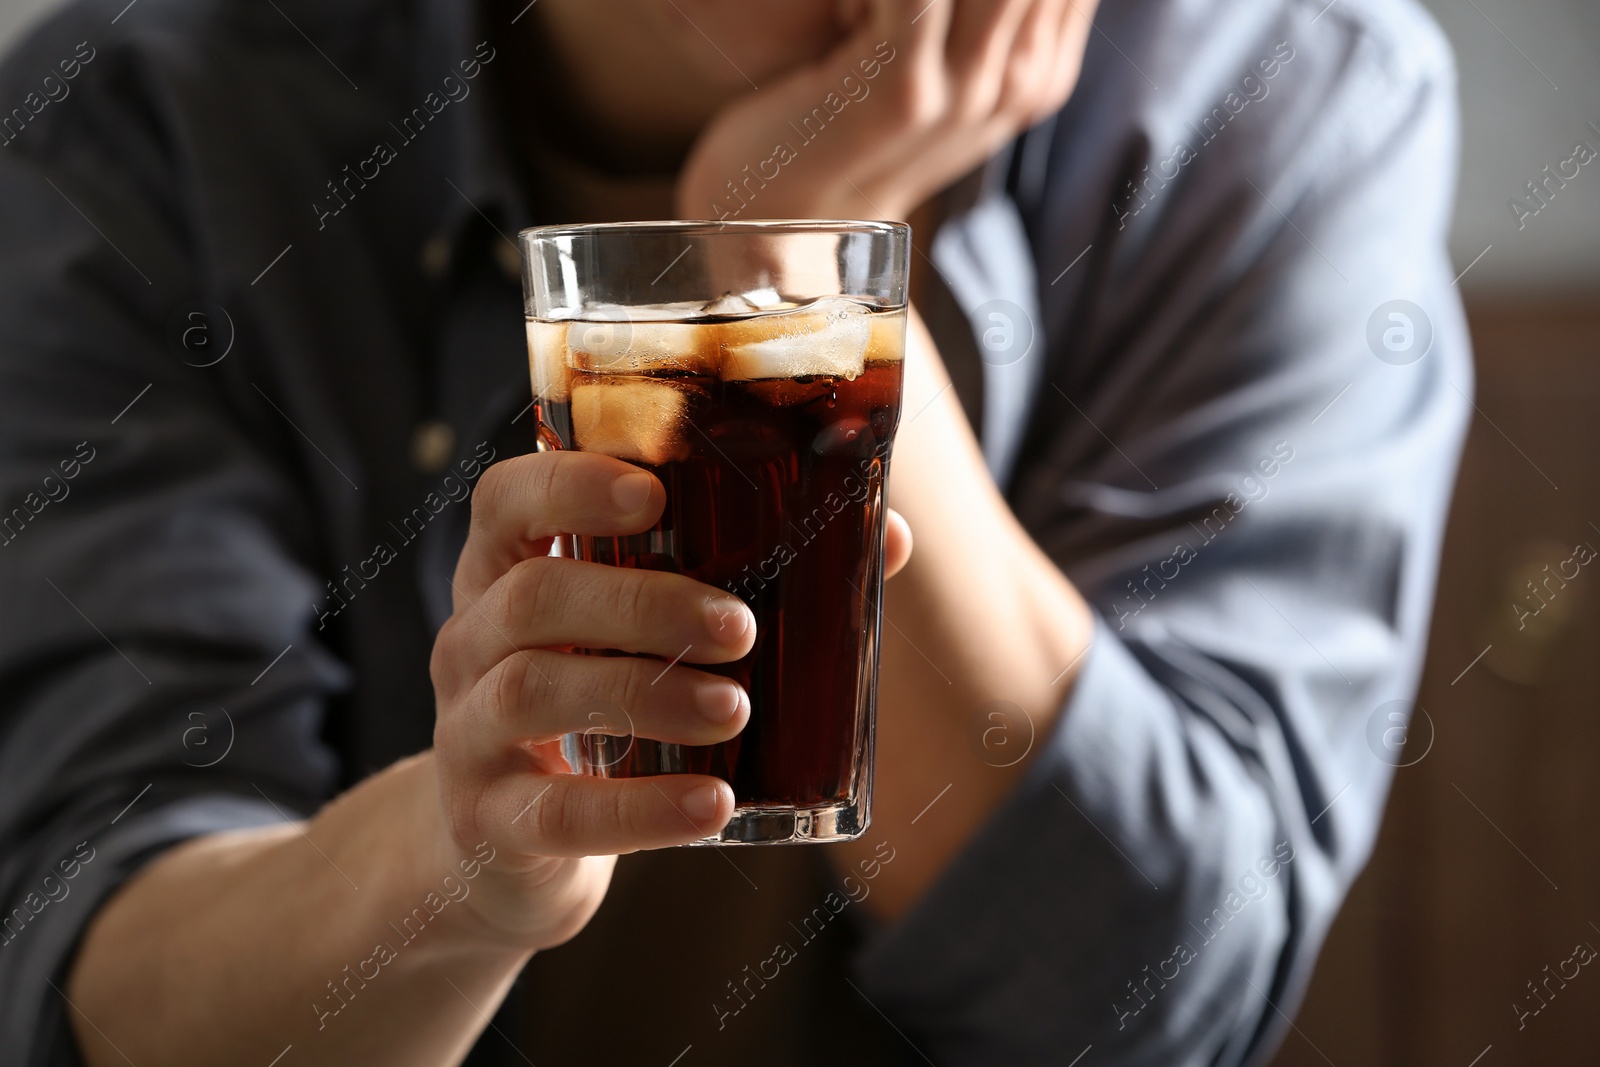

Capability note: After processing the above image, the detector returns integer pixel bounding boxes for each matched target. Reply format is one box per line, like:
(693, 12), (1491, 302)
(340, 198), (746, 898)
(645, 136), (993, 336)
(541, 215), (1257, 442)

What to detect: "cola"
(528, 297), (905, 825)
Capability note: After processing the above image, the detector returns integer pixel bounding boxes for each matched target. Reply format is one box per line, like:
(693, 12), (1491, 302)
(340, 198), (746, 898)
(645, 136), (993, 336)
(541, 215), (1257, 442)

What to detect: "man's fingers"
(482, 773), (735, 856)
(453, 451), (665, 605)
(445, 650), (749, 764)
(945, 0), (1033, 92)
(1043, 0), (1098, 116)
(437, 556), (755, 689)
(996, 0), (1065, 117)
(842, 0), (1064, 214)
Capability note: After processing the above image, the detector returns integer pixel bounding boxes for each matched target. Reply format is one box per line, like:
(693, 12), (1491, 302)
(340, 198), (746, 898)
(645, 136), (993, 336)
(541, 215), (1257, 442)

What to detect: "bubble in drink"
(528, 297), (905, 808)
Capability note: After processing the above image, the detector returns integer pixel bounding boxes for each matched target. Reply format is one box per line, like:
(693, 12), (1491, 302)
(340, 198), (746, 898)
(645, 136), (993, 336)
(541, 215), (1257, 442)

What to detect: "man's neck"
(512, 0), (724, 177)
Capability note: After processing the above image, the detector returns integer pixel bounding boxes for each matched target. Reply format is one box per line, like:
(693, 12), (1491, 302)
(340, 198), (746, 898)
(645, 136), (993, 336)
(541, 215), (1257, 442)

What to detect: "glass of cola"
(518, 220), (910, 844)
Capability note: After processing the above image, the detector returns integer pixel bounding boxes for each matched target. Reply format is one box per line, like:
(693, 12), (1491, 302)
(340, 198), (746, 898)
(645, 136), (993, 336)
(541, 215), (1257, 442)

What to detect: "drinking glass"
(519, 220), (910, 844)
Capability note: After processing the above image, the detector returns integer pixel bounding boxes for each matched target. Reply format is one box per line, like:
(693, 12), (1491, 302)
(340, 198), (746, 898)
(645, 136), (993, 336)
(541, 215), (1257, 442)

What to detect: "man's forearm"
(834, 311), (1095, 918)
(66, 754), (532, 1067)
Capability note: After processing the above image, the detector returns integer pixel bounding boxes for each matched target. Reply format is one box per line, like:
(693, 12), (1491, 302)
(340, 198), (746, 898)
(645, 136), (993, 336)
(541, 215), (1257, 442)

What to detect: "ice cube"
(743, 287), (786, 310)
(526, 320), (570, 401)
(719, 298), (871, 382)
(566, 318), (715, 376)
(702, 289), (789, 317)
(701, 291), (761, 317)
(571, 378), (693, 466)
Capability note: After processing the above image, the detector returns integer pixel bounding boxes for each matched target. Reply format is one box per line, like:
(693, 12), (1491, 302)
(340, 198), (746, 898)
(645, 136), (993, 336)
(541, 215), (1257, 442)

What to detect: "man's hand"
(428, 451), (911, 952)
(675, 0), (1099, 222)
(428, 451), (752, 950)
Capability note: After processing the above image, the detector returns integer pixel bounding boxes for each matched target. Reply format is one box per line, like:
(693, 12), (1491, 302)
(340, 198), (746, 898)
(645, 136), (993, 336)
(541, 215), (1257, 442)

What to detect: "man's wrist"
(315, 752), (529, 970)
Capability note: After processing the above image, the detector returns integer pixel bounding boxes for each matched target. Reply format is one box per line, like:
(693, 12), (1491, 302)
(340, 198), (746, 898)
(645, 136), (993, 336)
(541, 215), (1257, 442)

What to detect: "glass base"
(687, 796), (870, 846)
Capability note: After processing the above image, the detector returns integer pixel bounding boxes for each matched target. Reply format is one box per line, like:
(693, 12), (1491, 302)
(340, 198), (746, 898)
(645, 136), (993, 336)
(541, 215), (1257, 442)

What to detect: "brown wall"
(1269, 299), (1600, 1067)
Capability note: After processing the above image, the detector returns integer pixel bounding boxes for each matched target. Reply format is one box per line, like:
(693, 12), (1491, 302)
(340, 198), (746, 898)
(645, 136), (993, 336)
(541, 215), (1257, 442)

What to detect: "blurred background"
(3, 0), (1595, 1063)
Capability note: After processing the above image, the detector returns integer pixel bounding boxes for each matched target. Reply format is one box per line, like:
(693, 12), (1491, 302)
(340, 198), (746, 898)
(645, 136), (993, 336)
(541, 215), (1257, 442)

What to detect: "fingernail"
(704, 597), (753, 642)
(681, 782), (726, 823)
(610, 470), (654, 515)
(696, 682), (746, 725)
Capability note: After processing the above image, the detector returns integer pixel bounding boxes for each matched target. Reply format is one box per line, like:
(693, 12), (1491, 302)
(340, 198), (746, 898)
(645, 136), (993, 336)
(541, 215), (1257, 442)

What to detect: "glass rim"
(518, 219), (910, 243)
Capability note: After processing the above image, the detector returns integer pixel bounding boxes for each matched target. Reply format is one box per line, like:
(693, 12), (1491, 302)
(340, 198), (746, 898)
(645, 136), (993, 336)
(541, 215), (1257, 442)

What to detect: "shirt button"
(410, 420), (456, 474)
(493, 239), (522, 283)
(419, 233), (452, 279)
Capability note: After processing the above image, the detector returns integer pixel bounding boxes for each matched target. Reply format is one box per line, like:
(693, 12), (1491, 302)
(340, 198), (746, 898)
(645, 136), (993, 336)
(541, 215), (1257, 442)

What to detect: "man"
(0, 0), (1469, 1063)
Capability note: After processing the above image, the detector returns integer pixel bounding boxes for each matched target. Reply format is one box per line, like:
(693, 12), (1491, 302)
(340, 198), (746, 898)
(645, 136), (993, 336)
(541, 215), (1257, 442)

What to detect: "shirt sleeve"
(853, 5), (1471, 1065)
(0, 27), (345, 1066)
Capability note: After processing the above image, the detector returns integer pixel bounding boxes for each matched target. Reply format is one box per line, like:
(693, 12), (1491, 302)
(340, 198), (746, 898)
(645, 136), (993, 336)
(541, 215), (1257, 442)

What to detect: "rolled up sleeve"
(0, 29), (346, 1065)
